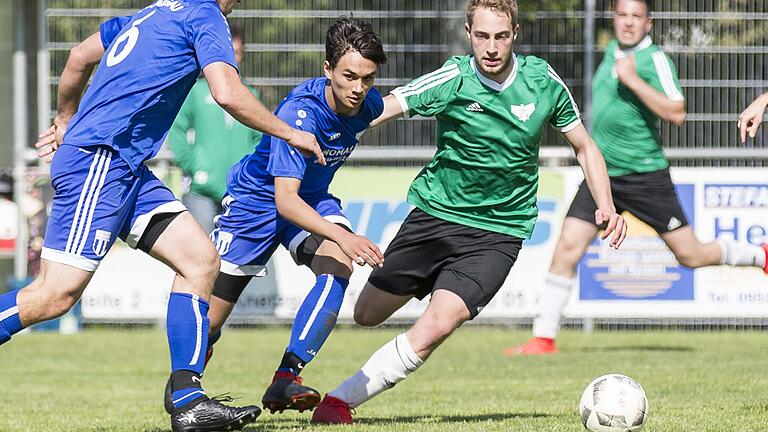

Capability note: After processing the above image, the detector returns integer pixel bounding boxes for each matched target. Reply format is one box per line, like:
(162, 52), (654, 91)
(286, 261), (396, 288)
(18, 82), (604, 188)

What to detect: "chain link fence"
(43, 0), (768, 167)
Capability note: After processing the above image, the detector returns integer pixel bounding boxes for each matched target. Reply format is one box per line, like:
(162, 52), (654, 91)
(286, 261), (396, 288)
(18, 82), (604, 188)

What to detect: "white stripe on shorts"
(65, 148), (105, 254)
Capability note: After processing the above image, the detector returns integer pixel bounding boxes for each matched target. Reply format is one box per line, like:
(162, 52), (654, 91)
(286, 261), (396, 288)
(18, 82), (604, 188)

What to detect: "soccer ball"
(578, 374), (649, 432)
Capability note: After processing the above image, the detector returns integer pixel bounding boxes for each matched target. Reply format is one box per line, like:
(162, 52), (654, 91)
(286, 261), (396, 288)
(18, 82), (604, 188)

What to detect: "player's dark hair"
(613, 0), (653, 14)
(230, 23), (244, 43)
(325, 18), (387, 69)
(466, 0), (519, 27)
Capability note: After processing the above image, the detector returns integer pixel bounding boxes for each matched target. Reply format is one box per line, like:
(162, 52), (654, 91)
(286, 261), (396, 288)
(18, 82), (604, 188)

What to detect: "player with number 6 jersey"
(20, 1), (323, 430)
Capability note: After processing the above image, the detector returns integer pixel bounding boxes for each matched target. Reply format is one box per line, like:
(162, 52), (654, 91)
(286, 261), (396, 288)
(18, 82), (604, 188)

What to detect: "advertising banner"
(80, 167), (768, 321)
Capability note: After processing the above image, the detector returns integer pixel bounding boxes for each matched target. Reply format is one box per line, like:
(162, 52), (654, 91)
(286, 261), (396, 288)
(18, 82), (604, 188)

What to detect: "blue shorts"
(42, 145), (186, 271)
(212, 194), (351, 276)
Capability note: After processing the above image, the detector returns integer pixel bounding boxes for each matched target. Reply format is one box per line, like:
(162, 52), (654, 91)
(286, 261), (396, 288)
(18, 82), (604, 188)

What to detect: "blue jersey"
(227, 77), (384, 205)
(64, 0), (237, 174)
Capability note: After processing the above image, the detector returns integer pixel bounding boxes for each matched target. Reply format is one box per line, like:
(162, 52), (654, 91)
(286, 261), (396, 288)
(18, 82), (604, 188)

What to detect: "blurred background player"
(739, 92), (768, 143)
(23, 0), (325, 430)
(164, 18), (388, 415)
(168, 25), (263, 234)
(311, 0), (626, 424)
(508, 0), (768, 356)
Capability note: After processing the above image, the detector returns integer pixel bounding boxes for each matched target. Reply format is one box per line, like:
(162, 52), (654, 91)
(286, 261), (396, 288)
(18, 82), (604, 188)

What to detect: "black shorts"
(368, 208), (523, 319)
(566, 167), (688, 234)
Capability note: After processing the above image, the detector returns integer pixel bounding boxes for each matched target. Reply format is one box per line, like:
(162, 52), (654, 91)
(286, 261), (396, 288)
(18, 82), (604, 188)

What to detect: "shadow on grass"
(577, 345), (694, 353)
(143, 412), (552, 431)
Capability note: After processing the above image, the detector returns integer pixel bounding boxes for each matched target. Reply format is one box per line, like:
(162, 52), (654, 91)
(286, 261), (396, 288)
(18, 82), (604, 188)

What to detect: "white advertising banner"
(80, 167), (768, 321)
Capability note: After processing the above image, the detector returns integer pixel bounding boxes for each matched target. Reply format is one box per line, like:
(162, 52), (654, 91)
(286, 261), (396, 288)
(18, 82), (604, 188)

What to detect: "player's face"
(613, 0), (652, 48)
(465, 7), (519, 81)
(323, 51), (378, 116)
(217, 0), (240, 16)
(233, 37), (244, 65)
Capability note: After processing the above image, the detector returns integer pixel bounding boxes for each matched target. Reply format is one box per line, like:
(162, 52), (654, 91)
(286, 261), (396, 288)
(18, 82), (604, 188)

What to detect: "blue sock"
(0, 290), (23, 345)
(281, 275), (348, 374)
(166, 292), (210, 409)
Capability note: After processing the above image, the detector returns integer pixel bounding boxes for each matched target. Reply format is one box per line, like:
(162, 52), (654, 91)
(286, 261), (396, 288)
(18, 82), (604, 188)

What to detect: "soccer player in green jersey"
(509, 0), (768, 356)
(310, 0), (626, 424)
(739, 92), (768, 143)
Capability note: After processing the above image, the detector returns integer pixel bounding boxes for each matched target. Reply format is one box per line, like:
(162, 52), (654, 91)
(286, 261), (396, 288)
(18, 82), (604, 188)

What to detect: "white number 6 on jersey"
(106, 9), (156, 67)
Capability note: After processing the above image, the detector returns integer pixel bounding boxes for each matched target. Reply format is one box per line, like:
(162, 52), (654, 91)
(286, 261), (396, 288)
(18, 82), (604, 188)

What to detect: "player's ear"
(323, 60), (333, 79)
(513, 24), (520, 41)
(464, 22), (471, 39)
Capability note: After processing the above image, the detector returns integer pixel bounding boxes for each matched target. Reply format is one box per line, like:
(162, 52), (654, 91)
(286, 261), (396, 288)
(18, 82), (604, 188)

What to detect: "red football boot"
(311, 394), (353, 425)
(503, 337), (558, 356)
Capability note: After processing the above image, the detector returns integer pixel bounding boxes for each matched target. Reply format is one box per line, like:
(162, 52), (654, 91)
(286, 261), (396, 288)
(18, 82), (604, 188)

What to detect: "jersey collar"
(615, 35), (653, 57)
(470, 54), (518, 92)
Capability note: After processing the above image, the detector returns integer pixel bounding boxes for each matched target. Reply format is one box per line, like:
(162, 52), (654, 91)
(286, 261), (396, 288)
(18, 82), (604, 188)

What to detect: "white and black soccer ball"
(578, 374), (649, 432)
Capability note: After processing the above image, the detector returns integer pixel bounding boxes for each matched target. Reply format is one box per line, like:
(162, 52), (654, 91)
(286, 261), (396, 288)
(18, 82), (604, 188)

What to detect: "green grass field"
(2, 327), (768, 431)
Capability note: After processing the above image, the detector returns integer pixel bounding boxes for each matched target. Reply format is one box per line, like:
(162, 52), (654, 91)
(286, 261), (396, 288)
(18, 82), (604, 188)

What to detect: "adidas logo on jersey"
(465, 102), (483, 112)
(667, 217), (682, 231)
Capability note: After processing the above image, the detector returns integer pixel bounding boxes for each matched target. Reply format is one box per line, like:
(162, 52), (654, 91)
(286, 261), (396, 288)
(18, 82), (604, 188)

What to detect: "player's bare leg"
(312, 289), (469, 424)
(661, 226), (766, 271)
(353, 282), (414, 327)
(152, 211), (261, 430)
(14, 261), (92, 328)
(262, 240), (353, 414)
(506, 217), (598, 356)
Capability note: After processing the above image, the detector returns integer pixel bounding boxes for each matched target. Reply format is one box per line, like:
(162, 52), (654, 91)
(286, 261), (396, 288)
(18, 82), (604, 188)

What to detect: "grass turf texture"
(2, 328), (768, 431)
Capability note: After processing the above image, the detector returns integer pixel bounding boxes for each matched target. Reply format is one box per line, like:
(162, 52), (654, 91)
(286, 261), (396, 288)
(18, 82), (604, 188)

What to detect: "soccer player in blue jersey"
(23, 1), (323, 430)
(187, 18), (388, 414)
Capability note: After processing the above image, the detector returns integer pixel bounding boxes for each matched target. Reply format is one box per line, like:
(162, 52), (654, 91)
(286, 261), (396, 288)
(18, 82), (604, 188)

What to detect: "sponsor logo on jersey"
(511, 103), (536, 122)
(323, 144), (357, 166)
(214, 231), (234, 255)
(329, 132), (342, 141)
(667, 217), (682, 231)
(465, 102), (483, 112)
(704, 185), (768, 208)
(92, 230), (111, 257)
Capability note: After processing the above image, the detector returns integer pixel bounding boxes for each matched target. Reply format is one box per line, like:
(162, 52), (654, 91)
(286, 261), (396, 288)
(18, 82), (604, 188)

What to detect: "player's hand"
(34, 116), (68, 164)
(287, 129), (326, 166)
(338, 232), (384, 268)
(615, 53), (639, 86)
(595, 209), (627, 249)
(738, 94), (768, 143)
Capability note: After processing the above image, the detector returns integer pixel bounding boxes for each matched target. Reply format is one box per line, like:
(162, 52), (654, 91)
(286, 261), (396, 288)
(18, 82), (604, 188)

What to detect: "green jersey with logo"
(591, 36), (684, 177)
(392, 55), (581, 238)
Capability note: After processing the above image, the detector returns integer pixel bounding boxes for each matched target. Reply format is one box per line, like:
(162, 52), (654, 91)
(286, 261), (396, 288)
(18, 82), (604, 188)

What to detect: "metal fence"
(43, 0), (768, 166)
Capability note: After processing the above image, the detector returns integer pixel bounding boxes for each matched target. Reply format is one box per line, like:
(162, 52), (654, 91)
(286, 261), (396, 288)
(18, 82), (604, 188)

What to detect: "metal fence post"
(38, 0), (50, 141)
(583, 0), (596, 132)
(13, 0), (28, 281)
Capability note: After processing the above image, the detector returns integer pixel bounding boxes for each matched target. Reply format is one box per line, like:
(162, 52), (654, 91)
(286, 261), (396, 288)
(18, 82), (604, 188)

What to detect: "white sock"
(328, 333), (423, 408)
(717, 239), (766, 268)
(532, 273), (573, 339)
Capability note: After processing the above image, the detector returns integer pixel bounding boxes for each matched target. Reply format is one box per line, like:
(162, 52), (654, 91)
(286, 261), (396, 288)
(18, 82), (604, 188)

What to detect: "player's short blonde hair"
(466, 0), (518, 27)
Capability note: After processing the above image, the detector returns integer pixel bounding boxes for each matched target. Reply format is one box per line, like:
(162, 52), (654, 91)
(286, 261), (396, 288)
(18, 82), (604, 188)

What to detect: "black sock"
(277, 351), (306, 376)
(171, 370), (206, 409)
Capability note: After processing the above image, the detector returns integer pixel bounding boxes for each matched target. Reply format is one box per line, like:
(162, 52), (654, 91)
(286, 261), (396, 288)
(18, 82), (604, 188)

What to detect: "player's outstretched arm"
(563, 124), (627, 249)
(615, 53), (686, 126)
(738, 92), (768, 143)
(35, 31), (105, 162)
(369, 94), (406, 128)
(203, 62), (326, 165)
(274, 177), (384, 268)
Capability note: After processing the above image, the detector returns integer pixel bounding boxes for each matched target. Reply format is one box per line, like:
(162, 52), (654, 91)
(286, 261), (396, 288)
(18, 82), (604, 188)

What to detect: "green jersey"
(392, 55), (581, 238)
(591, 36), (684, 177)
(168, 79), (263, 200)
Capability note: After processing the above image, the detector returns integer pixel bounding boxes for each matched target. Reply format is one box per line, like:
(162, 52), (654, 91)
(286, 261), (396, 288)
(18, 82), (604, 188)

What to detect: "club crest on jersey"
(214, 231), (234, 255)
(511, 103), (536, 122)
(92, 230), (111, 257)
